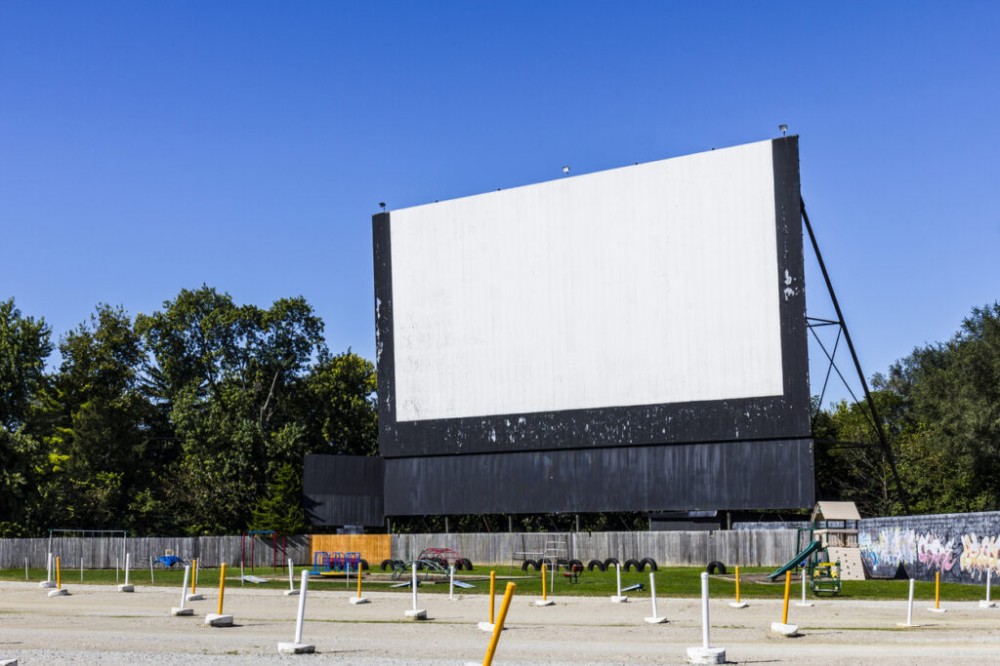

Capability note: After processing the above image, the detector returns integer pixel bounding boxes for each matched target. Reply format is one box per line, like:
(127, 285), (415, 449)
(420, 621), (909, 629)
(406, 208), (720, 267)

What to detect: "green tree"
(34, 305), (168, 530)
(136, 286), (328, 534)
(302, 350), (377, 456)
(0, 299), (53, 535)
(249, 462), (308, 535)
(0, 298), (53, 428)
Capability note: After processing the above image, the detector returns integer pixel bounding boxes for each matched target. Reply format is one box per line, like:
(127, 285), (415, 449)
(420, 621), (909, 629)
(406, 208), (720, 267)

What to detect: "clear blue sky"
(2, 2), (998, 407)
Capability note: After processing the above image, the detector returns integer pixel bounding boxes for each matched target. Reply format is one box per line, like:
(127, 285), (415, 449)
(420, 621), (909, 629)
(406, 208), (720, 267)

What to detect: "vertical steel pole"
(179, 565), (190, 609)
(294, 571), (309, 644)
(649, 572), (658, 618)
(700, 572), (710, 649)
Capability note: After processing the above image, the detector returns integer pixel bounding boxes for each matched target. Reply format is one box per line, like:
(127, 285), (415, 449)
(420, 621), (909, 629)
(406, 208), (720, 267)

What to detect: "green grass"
(1, 565), (988, 602)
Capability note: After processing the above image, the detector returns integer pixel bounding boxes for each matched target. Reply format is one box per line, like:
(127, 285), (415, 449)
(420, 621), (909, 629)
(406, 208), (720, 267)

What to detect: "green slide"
(767, 540), (823, 580)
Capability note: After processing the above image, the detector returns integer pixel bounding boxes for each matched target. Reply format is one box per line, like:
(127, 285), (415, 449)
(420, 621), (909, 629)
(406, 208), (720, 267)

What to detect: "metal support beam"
(801, 199), (910, 514)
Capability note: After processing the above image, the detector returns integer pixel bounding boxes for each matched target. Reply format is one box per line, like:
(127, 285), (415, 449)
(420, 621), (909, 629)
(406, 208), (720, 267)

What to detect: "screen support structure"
(800, 198), (911, 515)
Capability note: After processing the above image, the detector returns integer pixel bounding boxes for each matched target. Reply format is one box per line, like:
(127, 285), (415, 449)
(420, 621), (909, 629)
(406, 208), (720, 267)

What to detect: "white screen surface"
(389, 140), (783, 422)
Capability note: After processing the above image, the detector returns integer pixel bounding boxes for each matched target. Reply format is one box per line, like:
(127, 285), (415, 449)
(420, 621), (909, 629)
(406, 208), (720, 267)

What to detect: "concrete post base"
(534, 599), (555, 607)
(205, 613), (233, 627)
(404, 609), (427, 620)
(771, 622), (799, 636)
(186, 593), (204, 601)
(927, 607), (946, 613)
(47, 589), (69, 597)
(349, 596), (369, 605)
(170, 607), (194, 616)
(897, 622), (920, 627)
(644, 616), (667, 624)
(796, 601), (814, 607)
(476, 621), (495, 632)
(728, 601), (749, 608)
(38, 581), (55, 589)
(284, 589), (300, 596)
(610, 595), (629, 603)
(979, 600), (997, 608)
(1, 658), (19, 665)
(277, 642), (315, 654)
(686, 646), (726, 664)
(118, 584), (134, 593)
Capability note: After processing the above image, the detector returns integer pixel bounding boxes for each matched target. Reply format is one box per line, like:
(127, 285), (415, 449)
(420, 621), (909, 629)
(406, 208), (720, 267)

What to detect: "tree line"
(3, 289), (999, 536)
(815, 303), (1000, 517)
(0, 287), (376, 537)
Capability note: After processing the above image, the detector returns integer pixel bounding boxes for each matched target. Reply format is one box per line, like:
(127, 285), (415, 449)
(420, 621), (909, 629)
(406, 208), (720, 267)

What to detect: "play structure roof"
(810, 501), (861, 523)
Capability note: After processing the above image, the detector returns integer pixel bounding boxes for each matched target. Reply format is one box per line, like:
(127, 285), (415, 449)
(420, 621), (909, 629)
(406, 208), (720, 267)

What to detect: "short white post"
(897, 578), (916, 627)
(797, 567), (813, 607)
(79, 557), (84, 582)
(644, 571), (666, 624)
(294, 573), (307, 642)
(701, 573), (710, 648)
(284, 557), (299, 596)
(171, 565), (194, 616)
(119, 553), (134, 592)
(981, 571), (996, 608)
(686, 571), (726, 663)
(404, 562), (427, 619)
(39, 552), (55, 588)
(24, 556), (29, 581)
(277, 571), (314, 653)
(611, 562), (628, 603)
(149, 556), (155, 584)
(116, 556), (120, 583)
(449, 565), (455, 601)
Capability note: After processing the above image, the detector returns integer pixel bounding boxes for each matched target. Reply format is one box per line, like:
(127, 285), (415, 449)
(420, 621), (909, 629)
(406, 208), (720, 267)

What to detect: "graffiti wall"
(859, 512), (1000, 584)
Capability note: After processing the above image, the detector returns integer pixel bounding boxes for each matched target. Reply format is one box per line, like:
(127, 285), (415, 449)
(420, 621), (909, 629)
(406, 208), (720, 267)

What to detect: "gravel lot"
(1, 580), (999, 664)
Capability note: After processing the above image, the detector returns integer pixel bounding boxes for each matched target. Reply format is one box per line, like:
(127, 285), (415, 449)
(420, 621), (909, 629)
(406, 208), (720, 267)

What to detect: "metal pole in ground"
(644, 571), (666, 623)
(170, 565), (193, 616)
(898, 577), (916, 627)
(277, 571), (314, 653)
(686, 572), (725, 664)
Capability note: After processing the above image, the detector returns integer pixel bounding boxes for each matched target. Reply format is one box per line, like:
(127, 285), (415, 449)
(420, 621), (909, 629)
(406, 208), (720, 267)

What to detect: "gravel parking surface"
(2, 580), (999, 664)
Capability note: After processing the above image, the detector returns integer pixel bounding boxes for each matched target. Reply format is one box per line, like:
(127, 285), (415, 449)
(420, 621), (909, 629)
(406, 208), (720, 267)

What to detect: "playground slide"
(767, 540), (823, 580)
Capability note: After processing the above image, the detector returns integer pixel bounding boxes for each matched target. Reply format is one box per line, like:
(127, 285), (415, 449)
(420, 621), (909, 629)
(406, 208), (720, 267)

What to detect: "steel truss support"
(801, 198), (911, 514)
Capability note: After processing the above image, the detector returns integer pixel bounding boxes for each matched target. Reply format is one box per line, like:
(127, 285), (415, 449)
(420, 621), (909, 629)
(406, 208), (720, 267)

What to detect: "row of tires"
(379, 557), (474, 571)
(520, 557), (658, 573)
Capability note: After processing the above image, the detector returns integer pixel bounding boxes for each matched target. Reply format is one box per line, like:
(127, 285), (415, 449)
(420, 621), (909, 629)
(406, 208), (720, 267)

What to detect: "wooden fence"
(2, 530), (797, 570)
(0, 534), (310, 570)
(392, 530), (798, 568)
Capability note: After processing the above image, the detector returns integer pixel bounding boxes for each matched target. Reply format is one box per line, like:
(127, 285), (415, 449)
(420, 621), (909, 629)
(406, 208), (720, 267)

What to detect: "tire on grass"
(706, 560), (727, 575)
(587, 559), (606, 572)
(640, 557), (658, 572)
(624, 558), (641, 572)
(603, 557), (620, 570)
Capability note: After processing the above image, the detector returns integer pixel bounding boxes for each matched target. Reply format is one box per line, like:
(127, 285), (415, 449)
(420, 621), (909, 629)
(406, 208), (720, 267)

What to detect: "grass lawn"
(1, 564), (988, 603)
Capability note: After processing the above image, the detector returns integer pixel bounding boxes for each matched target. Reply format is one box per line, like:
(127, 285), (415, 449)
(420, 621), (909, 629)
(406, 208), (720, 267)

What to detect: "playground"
(2, 569), (999, 665)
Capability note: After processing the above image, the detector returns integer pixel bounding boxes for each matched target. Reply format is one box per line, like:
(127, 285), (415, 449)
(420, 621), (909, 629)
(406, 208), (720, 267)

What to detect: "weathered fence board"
(0, 535), (310, 570)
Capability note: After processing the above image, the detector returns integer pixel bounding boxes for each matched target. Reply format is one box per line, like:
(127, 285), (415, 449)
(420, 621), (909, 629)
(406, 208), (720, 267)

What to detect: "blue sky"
(2, 1), (998, 407)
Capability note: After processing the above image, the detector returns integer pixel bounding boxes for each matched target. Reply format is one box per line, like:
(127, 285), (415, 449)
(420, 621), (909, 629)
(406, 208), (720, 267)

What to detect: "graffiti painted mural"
(860, 512), (1000, 584)
(959, 533), (1000, 580)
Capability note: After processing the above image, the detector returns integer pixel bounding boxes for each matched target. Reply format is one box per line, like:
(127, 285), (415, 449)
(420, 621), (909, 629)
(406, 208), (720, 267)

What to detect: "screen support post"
(800, 198), (910, 515)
